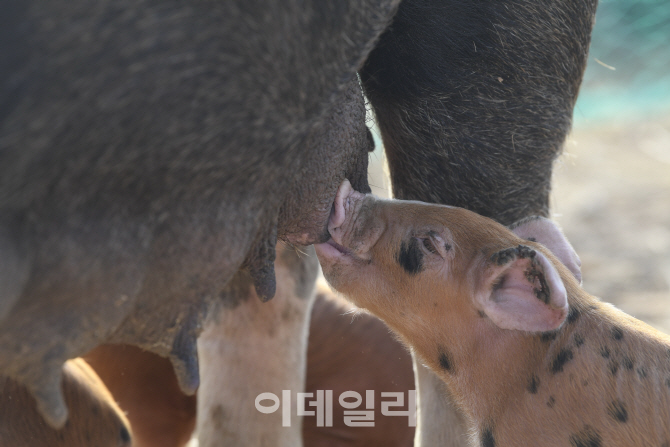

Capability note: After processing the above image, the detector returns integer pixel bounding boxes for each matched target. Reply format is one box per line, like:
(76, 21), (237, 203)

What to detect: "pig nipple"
(331, 179), (353, 230)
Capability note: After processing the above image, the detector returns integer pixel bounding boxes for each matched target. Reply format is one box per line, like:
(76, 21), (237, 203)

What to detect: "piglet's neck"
(436, 290), (592, 433)
(440, 321), (561, 426)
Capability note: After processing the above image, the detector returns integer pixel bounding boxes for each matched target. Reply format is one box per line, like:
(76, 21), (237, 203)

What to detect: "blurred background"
(367, 0), (670, 332)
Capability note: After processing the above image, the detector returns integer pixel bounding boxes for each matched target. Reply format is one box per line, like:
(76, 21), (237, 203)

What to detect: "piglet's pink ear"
(477, 245), (568, 332)
(510, 217), (581, 283)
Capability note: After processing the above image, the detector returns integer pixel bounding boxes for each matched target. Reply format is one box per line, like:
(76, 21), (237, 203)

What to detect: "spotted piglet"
(315, 180), (670, 447)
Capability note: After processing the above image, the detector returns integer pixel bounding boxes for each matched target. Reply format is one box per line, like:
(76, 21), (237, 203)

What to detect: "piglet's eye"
(421, 237), (438, 255)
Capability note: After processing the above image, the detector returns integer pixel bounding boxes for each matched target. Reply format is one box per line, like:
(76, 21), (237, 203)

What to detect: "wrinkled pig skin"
(0, 0), (393, 427)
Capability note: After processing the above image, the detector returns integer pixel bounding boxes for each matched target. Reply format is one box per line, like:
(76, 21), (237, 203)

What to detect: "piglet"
(316, 180), (670, 447)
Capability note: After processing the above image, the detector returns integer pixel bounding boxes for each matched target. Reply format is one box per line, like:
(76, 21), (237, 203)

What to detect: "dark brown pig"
(0, 1), (381, 426)
(2, 0), (597, 442)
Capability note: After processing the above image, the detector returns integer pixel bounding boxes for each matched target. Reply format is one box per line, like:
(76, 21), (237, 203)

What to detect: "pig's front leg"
(361, 0), (597, 444)
(196, 246), (318, 447)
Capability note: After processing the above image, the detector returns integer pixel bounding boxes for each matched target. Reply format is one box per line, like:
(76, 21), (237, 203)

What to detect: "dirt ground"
(366, 115), (670, 333)
(553, 116), (670, 332)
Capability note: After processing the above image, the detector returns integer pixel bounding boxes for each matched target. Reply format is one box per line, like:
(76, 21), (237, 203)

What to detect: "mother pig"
(0, 0), (597, 442)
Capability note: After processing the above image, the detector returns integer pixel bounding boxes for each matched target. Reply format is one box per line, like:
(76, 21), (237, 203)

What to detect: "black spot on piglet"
(515, 245), (536, 259)
(551, 348), (574, 374)
(490, 247), (516, 266)
(438, 348), (454, 373)
(567, 307), (581, 324)
(397, 238), (424, 275)
(599, 347), (610, 359)
(531, 272), (550, 304)
(607, 399), (628, 423)
(611, 326), (624, 341)
(570, 425), (602, 447)
(622, 356), (634, 370)
(527, 375), (540, 394)
(540, 331), (558, 343)
(481, 427), (496, 447)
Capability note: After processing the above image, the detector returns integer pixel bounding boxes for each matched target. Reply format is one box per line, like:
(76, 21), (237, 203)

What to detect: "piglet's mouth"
(326, 240), (351, 255)
(315, 239), (352, 260)
(316, 179), (377, 264)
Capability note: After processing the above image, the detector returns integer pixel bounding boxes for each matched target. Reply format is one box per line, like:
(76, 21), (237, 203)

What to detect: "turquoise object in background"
(574, 0), (670, 126)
